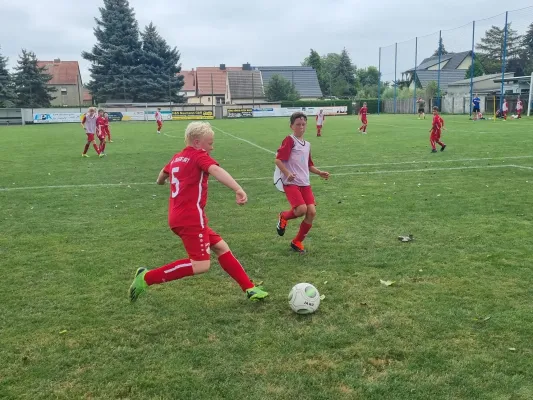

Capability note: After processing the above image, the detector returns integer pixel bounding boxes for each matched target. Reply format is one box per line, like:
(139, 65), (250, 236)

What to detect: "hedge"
(280, 100), (354, 115)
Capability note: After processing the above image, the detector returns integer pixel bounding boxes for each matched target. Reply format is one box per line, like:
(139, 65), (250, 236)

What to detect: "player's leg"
(211, 233), (268, 301)
(430, 134), (437, 152)
(129, 227), (208, 302)
(363, 120), (368, 133)
(277, 185), (304, 236)
(82, 138), (91, 157)
(290, 187), (315, 253)
(436, 133), (446, 151)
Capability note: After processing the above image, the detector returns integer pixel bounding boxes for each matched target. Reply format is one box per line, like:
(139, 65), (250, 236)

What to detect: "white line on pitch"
(320, 155), (533, 169)
(212, 126), (276, 155)
(1, 165), (528, 193)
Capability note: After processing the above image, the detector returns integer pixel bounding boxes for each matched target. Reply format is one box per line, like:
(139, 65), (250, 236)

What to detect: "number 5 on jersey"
(171, 167), (180, 198)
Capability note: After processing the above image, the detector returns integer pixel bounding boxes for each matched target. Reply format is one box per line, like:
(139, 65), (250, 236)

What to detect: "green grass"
(1, 114), (533, 400)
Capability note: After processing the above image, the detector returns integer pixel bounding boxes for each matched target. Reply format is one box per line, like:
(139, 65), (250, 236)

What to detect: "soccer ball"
(288, 283), (320, 314)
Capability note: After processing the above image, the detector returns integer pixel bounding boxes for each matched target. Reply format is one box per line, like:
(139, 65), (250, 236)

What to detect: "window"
(60, 88), (67, 94)
(216, 96), (224, 104)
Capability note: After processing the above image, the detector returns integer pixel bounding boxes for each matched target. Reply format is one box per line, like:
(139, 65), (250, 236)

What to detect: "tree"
(521, 22), (533, 75)
(137, 22), (184, 102)
(264, 74), (300, 102)
(12, 49), (55, 108)
(320, 53), (342, 96)
(302, 49), (326, 94)
(476, 24), (523, 74)
(432, 38), (449, 56)
(464, 57), (485, 79)
(0, 47), (16, 107)
(333, 48), (356, 97)
(82, 0), (143, 103)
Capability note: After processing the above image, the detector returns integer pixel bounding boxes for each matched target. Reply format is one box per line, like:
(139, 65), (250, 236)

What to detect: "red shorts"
(430, 130), (441, 140)
(171, 226), (222, 261)
(283, 185), (315, 208)
(103, 127), (110, 135)
(157, 121), (163, 129)
(317, 124), (323, 128)
(361, 118), (368, 124)
(97, 132), (106, 141)
(86, 133), (95, 141)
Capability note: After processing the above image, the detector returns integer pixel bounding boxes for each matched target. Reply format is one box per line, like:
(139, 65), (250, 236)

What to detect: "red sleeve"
(308, 152), (314, 167)
(163, 159), (172, 174)
(196, 152), (219, 173)
(82, 115), (86, 124)
(276, 136), (293, 161)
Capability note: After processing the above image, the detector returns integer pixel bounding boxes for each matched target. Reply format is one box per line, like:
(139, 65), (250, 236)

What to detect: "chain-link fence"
(378, 6), (533, 116)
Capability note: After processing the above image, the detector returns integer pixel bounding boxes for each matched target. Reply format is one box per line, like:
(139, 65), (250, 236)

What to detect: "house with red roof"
(37, 59), (84, 107)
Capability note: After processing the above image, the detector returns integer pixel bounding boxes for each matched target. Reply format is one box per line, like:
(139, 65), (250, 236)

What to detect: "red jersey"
(163, 147), (218, 229)
(104, 116), (110, 127)
(359, 106), (368, 118)
(432, 114), (442, 131)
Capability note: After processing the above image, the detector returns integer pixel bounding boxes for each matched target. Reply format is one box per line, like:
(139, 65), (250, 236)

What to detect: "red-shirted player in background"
(129, 122), (268, 303)
(358, 102), (368, 134)
(315, 109), (325, 137)
(502, 98), (508, 120)
(155, 108), (163, 134)
(275, 112), (330, 253)
(516, 98), (523, 119)
(96, 109), (107, 156)
(81, 107), (103, 158)
(429, 106), (446, 153)
(103, 112), (112, 142)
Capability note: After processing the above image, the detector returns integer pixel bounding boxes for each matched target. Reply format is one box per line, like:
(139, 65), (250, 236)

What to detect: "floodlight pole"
(437, 30), (442, 109)
(394, 42), (398, 114)
(377, 47), (381, 115)
(413, 37), (418, 114)
(527, 72), (533, 117)
(469, 21), (475, 118)
(499, 11), (509, 111)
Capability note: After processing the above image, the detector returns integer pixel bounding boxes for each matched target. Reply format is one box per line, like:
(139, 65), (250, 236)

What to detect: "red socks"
(282, 209), (297, 220)
(92, 143), (100, 155)
(294, 221), (312, 243)
(218, 251), (254, 291)
(100, 141), (106, 153)
(83, 143), (90, 154)
(144, 258), (194, 285)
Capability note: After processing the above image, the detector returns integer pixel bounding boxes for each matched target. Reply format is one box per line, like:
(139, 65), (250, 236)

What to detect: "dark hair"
(290, 112), (307, 125)
(98, 109), (104, 113)
(432, 106), (439, 111)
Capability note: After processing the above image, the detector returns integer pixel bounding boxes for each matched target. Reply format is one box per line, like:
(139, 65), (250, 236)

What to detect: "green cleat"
(246, 286), (269, 302)
(129, 267), (149, 302)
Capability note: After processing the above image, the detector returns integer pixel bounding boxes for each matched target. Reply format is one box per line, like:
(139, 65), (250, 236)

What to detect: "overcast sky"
(1, 0), (532, 84)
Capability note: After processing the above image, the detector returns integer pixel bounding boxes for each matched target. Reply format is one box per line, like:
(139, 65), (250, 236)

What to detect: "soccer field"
(1, 115), (533, 399)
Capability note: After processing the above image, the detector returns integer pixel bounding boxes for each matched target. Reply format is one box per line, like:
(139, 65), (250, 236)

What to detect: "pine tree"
(265, 74), (300, 102)
(302, 49), (326, 94)
(137, 22), (184, 102)
(82, 0), (143, 103)
(432, 38), (449, 57)
(334, 48), (356, 97)
(476, 24), (523, 74)
(522, 22), (533, 75)
(0, 47), (16, 108)
(13, 49), (55, 108)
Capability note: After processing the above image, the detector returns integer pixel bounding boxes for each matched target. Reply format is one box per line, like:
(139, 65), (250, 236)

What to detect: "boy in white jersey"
(81, 107), (103, 158)
(275, 112), (330, 253)
(315, 109), (325, 137)
(155, 108), (163, 134)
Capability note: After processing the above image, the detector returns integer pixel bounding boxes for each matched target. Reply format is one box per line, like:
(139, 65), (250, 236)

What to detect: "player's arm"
(81, 115), (86, 129)
(309, 165), (330, 179)
(156, 168), (169, 185)
(275, 159), (295, 182)
(207, 165), (247, 205)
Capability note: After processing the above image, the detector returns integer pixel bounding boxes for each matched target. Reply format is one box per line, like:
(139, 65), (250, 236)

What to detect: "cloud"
(1, 0), (532, 84)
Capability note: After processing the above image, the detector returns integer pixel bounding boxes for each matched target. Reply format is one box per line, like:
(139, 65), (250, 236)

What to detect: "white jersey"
(516, 100), (523, 111)
(503, 102), (508, 112)
(316, 113), (325, 125)
(155, 111), (162, 121)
